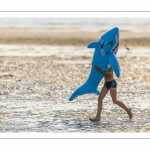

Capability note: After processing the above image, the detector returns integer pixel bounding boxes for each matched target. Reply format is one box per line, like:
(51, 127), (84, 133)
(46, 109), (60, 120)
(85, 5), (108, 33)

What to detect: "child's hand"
(95, 66), (101, 72)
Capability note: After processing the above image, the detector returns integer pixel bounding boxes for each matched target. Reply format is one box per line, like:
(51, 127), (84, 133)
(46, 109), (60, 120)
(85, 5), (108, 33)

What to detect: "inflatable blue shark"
(69, 27), (120, 101)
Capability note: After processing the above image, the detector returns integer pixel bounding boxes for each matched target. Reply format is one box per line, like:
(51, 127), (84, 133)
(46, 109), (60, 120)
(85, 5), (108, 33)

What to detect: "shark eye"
(107, 40), (113, 46)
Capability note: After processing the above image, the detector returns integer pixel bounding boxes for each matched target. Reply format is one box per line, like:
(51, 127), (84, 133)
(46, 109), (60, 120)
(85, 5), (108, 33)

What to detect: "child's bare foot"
(128, 108), (133, 119)
(89, 117), (100, 122)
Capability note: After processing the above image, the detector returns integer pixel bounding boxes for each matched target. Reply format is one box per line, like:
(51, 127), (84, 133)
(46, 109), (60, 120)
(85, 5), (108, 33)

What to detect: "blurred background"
(0, 18), (150, 47)
(0, 18), (150, 30)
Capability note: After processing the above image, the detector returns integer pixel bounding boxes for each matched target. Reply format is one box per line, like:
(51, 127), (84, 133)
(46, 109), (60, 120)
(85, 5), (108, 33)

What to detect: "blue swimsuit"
(104, 79), (117, 89)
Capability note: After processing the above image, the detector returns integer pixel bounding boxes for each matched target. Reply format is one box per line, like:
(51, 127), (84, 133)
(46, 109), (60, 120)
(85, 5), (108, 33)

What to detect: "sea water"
(0, 18), (150, 31)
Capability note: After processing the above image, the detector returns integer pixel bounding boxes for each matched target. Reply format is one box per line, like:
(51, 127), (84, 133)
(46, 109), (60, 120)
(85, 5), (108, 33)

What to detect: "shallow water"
(0, 80), (150, 133)
(0, 18), (150, 31)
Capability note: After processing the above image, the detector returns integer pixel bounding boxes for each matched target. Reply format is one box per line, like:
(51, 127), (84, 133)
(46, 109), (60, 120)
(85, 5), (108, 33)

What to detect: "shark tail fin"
(69, 85), (100, 101)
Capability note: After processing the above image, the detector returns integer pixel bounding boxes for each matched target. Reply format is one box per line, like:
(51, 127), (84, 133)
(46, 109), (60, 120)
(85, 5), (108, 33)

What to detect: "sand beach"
(0, 27), (150, 132)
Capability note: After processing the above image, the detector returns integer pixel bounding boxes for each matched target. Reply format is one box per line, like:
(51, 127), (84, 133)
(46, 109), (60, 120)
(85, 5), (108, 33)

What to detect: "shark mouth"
(112, 42), (119, 52)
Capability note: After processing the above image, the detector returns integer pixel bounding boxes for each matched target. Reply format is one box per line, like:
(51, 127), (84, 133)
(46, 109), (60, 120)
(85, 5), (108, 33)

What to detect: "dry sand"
(0, 28), (150, 132)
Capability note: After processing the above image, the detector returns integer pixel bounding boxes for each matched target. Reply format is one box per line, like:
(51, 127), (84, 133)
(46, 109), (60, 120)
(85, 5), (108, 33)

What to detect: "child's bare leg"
(110, 88), (132, 119)
(89, 86), (108, 122)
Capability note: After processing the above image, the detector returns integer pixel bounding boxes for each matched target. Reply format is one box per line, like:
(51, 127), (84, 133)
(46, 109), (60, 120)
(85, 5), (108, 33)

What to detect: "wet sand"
(0, 28), (150, 132)
(0, 28), (150, 47)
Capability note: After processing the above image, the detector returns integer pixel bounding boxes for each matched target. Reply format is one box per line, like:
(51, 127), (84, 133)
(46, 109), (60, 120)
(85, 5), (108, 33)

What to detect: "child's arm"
(94, 66), (112, 75)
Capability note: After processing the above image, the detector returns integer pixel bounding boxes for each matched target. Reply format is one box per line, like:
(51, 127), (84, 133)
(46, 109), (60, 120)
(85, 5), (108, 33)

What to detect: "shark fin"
(108, 53), (120, 77)
(87, 41), (99, 48)
(69, 87), (100, 101)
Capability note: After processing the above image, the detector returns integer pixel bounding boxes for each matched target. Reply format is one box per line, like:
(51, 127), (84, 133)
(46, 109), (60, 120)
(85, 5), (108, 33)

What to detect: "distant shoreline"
(0, 28), (150, 47)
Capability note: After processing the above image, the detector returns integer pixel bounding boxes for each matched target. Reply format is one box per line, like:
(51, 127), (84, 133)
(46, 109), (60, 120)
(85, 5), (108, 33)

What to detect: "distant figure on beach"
(125, 45), (130, 56)
(125, 45), (130, 51)
(89, 66), (133, 122)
